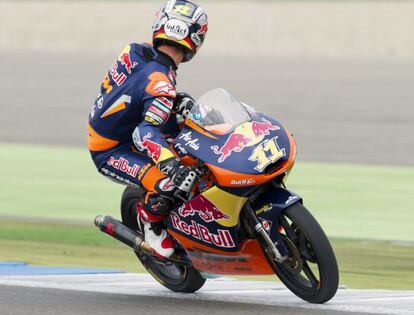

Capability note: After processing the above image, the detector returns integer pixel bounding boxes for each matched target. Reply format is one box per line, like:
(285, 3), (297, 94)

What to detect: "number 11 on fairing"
(249, 137), (286, 171)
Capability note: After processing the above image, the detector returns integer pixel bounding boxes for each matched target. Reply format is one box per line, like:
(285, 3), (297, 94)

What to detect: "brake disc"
(281, 236), (303, 274)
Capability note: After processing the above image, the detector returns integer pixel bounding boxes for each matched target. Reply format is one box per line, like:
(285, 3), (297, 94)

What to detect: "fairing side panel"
(168, 232), (274, 275)
(202, 187), (247, 227)
(167, 187), (247, 252)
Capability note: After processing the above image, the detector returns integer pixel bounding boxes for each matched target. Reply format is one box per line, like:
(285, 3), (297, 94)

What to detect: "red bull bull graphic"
(119, 53), (138, 74)
(252, 119), (280, 137)
(140, 133), (162, 161)
(178, 195), (230, 223)
(210, 118), (280, 163)
(211, 134), (251, 163)
(118, 45), (138, 74)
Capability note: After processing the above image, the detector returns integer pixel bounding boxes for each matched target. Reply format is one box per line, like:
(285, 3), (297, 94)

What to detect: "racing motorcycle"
(95, 88), (339, 304)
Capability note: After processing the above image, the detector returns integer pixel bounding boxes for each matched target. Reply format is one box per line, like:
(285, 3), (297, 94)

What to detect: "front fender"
(253, 187), (302, 216)
(252, 187), (302, 244)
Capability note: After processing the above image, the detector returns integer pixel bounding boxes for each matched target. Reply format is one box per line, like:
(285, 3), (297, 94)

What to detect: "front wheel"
(266, 203), (339, 303)
(120, 187), (206, 293)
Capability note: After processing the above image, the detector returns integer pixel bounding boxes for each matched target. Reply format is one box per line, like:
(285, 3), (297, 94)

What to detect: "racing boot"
(136, 178), (176, 258)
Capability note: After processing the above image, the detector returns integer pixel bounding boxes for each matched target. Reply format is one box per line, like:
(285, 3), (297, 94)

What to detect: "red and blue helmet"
(152, 0), (208, 62)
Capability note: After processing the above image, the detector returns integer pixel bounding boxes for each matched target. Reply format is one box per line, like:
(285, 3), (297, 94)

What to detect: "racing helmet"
(152, 0), (208, 62)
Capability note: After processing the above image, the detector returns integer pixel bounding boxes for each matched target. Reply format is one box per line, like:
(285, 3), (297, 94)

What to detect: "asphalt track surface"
(1, 51), (413, 166)
(0, 286), (362, 315)
(1, 51), (414, 314)
(1, 274), (413, 315)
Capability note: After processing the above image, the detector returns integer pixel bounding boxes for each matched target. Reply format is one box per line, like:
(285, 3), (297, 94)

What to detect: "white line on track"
(0, 273), (413, 315)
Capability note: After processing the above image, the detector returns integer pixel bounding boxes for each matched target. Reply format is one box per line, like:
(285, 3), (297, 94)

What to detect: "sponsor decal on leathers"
(117, 45), (138, 74)
(133, 130), (162, 161)
(107, 157), (140, 177)
(109, 63), (127, 86)
(146, 72), (176, 98)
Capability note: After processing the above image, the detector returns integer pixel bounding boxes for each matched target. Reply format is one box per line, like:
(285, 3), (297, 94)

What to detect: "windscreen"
(189, 89), (251, 133)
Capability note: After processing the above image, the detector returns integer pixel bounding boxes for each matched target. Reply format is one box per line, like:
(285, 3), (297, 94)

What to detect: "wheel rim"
(139, 253), (188, 285)
(274, 214), (322, 293)
(126, 198), (189, 286)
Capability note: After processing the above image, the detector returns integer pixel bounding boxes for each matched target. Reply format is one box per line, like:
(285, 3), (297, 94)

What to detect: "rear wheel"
(264, 202), (339, 303)
(120, 187), (206, 293)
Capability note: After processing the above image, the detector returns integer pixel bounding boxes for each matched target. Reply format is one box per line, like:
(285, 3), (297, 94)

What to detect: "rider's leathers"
(88, 43), (181, 192)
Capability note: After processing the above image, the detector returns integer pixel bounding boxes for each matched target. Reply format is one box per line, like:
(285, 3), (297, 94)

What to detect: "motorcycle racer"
(88, 0), (208, 258)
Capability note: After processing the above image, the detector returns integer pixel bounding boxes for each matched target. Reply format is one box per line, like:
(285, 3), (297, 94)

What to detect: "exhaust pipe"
(94, 215), (156, 256)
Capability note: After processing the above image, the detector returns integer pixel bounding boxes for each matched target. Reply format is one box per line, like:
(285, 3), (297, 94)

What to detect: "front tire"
(266, 202), (339, 303)
(121, 187), (206, 293)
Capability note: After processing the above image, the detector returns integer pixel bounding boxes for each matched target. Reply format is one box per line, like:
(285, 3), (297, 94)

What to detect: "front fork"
(244, 202), (289, 263)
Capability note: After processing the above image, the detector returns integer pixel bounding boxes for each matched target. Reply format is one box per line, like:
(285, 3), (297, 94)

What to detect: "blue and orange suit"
(88, 43), (181, 192)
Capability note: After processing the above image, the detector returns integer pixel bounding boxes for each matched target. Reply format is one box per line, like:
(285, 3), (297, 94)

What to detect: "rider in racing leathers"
(88, 0), (208, 258)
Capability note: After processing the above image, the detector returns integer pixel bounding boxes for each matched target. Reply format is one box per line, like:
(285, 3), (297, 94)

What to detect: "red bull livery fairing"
(95, 88), (339, 304)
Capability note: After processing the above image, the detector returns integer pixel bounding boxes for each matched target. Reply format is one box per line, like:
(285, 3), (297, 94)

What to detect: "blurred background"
(0, 0), (413, 289)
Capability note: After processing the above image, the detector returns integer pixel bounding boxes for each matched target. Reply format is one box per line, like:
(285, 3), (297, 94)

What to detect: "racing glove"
(175, 92), (196, 124)
(158, 157), (198, 194)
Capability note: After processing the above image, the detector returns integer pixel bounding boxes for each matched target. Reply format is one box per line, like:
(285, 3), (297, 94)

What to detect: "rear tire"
(265, 202), (339, 303)
(121, 186), (206, 293)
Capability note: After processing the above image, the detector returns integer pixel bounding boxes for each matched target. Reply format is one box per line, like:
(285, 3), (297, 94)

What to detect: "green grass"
(332, 238), (414, 290)
(289, 162), (414, 241)
(0, 142), (413, 241)
(0, 143), (123, 221)
(0, 220), (413, 289)
(0, 221), (143, 272)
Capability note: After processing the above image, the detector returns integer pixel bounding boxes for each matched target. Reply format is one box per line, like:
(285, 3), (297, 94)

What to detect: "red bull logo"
(107, 157), (140, 177)
(171, 213), (235, 248)
(178, 195), (230, 223)
(252, 119), (280, 137)
(211, 134), (251, 163)
(109, 63), (127, 86)
(141, 133), (161, 161)
(211, 118), (280, 163)
(119, 53), (138, 74)
(118, 45), (138, 74)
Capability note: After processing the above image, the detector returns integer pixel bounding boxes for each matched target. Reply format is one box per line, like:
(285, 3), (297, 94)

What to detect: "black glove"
(158, 157), (181, 177)
(172, 164), (198, 193)
(175, 92), (196, 124)
(157, 158), (198, 194)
